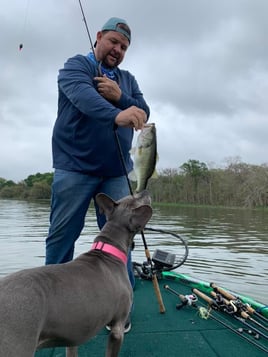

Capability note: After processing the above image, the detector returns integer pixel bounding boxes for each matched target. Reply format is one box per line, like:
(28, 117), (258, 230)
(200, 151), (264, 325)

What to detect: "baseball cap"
(101, 17), (131, 43)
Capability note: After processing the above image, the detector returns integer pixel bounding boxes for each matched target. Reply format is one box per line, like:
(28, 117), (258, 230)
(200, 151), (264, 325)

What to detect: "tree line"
(1, 158), (268, 208)
(0, 172), (53, 200)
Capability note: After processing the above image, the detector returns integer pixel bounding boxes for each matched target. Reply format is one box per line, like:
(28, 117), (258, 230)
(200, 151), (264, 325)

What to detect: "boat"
(34, 256), (268, 357)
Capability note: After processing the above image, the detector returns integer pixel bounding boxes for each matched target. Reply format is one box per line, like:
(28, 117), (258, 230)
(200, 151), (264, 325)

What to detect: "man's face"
(95, 31), (130, 68)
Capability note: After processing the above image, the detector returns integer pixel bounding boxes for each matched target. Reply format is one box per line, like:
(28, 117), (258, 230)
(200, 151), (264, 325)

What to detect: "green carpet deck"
(35, 277), (268, 357)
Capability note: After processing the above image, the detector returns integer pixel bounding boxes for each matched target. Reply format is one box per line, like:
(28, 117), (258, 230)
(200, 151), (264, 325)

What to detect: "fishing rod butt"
(164, 284), (185, 300)
(152, 275), (166, 313)
(210, 282), (236, 301)
(192, 288), (215, 306)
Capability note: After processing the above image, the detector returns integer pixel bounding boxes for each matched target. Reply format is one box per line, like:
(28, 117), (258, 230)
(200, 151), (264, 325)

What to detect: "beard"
(101, 51), (121, 69)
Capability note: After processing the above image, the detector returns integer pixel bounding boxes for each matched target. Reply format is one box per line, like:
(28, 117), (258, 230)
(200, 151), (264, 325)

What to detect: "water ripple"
(0, 200), (267, 303)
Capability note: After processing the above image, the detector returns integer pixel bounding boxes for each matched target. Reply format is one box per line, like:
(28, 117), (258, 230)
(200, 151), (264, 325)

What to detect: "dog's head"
(96, 190), (152, 233)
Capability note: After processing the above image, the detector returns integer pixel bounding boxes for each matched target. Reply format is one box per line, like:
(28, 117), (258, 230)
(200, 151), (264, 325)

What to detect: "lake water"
(0, 199), (267, 304)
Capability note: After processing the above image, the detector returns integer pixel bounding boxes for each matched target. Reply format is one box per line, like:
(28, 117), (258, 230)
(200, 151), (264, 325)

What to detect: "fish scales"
(130, 124), (157, 193)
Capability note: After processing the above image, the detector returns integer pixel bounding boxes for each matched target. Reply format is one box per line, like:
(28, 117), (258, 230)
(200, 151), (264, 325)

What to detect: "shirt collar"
(87, 52), (117, 80)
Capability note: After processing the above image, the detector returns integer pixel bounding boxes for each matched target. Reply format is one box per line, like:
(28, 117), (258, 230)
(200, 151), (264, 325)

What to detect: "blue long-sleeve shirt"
(52, 54), (150, 176)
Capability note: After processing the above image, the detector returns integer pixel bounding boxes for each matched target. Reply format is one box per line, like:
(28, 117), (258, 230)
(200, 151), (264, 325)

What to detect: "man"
(46, 17), (150, 332)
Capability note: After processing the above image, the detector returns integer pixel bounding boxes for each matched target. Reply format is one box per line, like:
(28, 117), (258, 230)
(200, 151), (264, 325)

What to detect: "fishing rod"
(78, 0), (102, 75)
(193, 288), (268, 341)
(114, 131), (165, 313)
(77, 0), (165, 314)
(164, 285), (268, 354)
(210, 290), (268, 334)
(78, 0), (95, 55)
(211, 282), (268, 325)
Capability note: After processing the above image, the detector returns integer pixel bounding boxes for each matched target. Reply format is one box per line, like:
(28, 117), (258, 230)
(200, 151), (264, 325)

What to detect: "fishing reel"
(213, 293), (238, 315)
(175, 293), (198, 310)
(133, 259), (167, 280)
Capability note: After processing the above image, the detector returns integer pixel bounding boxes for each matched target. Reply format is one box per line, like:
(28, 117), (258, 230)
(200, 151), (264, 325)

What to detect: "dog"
(0, 191), (152, 357)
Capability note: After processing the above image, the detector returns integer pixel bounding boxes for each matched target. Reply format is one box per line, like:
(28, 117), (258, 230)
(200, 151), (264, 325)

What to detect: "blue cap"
(101, 17), (131, 43)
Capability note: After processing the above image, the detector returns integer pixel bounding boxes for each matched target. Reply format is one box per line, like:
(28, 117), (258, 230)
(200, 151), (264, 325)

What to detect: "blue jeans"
(46, 169), (135, 288)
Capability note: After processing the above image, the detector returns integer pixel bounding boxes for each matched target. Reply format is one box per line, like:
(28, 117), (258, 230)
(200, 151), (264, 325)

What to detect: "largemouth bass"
(129, 123), (158, 193)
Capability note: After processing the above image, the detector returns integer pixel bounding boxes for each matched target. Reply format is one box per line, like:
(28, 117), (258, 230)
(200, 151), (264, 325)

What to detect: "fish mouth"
(144, 123), (155, 128)
(134, 190), (151, 205)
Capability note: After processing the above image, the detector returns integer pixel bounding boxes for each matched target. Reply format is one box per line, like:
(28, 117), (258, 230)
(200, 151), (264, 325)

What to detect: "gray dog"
(0, 191), (152, 357)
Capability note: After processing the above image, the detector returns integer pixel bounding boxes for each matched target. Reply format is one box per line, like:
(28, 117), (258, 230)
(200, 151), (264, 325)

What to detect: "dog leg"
(66, 346), (78, 357)
(105, 324), (124, 357)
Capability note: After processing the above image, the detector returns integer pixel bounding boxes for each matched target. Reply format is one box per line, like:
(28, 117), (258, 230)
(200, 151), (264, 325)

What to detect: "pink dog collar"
(91, 241), (127, 265)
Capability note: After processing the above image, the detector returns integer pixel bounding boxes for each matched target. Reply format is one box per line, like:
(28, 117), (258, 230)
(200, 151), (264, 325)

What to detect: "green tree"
(179, 159), (209, 204)
(24, 172), (53, 187)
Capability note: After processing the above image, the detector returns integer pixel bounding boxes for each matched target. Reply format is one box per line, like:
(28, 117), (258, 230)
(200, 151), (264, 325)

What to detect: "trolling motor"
(133, 227), (189, 279)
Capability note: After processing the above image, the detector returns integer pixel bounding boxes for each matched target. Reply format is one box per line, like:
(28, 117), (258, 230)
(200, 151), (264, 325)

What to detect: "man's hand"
(94, 75), (121, 102)
(115, 106), (147, 130)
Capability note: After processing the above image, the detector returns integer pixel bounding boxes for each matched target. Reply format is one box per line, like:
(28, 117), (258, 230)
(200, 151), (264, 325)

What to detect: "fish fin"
(151, 170), (158, 179)
(128, 170), (137, 181)
(129, 147), (136, 155)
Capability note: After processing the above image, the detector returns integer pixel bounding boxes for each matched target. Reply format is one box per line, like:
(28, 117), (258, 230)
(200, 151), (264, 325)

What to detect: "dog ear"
(96, 193), (118, 217)
(129, 205), (152, 231)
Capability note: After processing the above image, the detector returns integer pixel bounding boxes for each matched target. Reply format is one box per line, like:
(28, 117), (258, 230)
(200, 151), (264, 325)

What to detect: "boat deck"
(35, 276), (268, 357)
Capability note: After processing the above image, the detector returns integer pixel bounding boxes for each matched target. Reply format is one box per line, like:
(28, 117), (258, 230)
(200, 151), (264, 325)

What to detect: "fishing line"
(78, 0), (95, 55)
(22, 0), (30, 32)
(19, 0), (31, 51)
(78, 0), (102, 75)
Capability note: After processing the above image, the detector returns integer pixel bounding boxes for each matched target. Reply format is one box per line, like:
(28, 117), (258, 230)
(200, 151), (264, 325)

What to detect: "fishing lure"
(198, 306), (210, 320)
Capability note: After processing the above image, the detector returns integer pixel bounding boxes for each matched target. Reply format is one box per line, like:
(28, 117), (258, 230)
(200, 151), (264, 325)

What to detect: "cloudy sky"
(1, 0), (268, 182)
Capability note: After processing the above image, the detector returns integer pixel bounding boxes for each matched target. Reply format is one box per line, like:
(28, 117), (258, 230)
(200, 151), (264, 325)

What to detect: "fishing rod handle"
(240, 310), (250, 319)
(245, 304), (256, 315)
(211, 283), (260, 317)
(143, 246), (166, 313)
(152, 274), (166, 313)
(210, 291), (238, 313)
(211, 291), (230, 305)
(143, 245), (151, 259)
(192, 288), (214, 305)
(210, 283), (236, 301)
(211, 284), (259, 317)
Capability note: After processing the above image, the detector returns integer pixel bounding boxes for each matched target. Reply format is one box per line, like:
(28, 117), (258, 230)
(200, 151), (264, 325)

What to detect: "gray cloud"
(1, 0), (268, 181)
